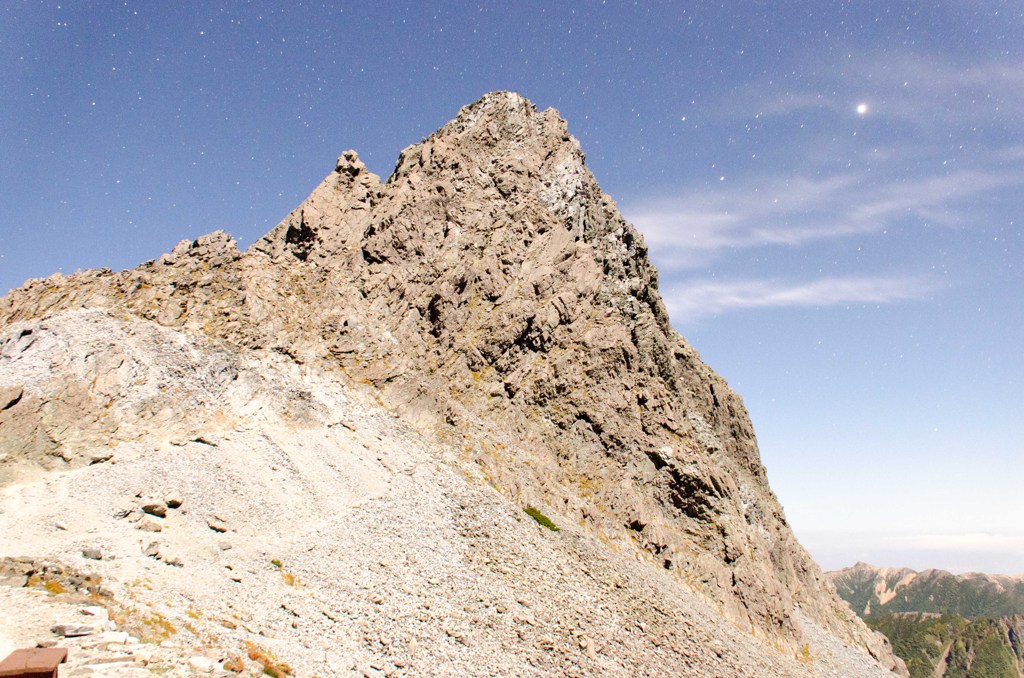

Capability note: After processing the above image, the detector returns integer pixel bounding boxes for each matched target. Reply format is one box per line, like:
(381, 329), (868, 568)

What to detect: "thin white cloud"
(866, 58), (1024, 129)
(664, 275), (938, 324)
(995, 144), (1024, 163)
(623, 50), (1024, 323)
(726, 54), (1024, 130)
(628, 51), (1024, 269)
(752, 91), (837, 118)
(626, 168), (1020, 266)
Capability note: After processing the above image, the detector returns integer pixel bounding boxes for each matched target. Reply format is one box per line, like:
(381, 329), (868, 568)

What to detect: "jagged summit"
(431, 91), (568, 148)
(0, 93), (904, 675)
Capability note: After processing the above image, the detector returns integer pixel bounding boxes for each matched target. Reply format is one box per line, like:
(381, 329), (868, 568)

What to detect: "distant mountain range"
(831, 562), (1024, 619)
(830, 563), (1024, 677)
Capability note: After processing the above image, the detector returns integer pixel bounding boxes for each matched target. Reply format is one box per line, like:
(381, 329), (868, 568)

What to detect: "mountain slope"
(868, 613), (1024, 678)
(831, 563), (1024, 677)
(0, 92), (902, 675)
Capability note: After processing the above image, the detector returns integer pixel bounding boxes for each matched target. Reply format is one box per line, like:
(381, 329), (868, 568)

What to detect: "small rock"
(206, 516), (228, 533)
(54, 522), (68, 531)
(131, 646), (155, 663)
(165, 495), (183, 509)
(143, 542), (161, 558)
(81, 606), (108, 619)
(218, 541), (232, 550)
(141, 502), (167, 518)
(52, 623), (95, 637)
(188, 656), (215, 672)
(82, 548), (103, 560)
(137, 516), (163, 532)
(161, 552), (184, 567)
(445, 627), (469, 645)
(99, 630), (130, 644)
(222, 656), (244, 672)
(0, 384), (24, 410)
(114, 506), (139, 521)
(89, 452), (113, 465)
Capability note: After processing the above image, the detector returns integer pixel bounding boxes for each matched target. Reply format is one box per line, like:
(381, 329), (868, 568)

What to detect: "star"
(856, 103), (868, 115)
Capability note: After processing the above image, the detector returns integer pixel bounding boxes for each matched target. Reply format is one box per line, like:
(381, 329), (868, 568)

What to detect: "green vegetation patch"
(524, 506), (559, 532)
(868, 613), (1019, 678)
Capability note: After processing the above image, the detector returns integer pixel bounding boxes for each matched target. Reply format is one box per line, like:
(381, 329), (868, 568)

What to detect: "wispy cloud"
(663, 275), (939, 323)
(723, 54), (1024, 130)
(863, 58), (1024, 130)
(625, 167), (980, 322)
(626, 168), (1020, 268)
(621, 50), (1024, 322)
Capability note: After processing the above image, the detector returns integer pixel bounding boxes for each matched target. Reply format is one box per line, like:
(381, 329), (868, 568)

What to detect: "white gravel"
(0, 310), (895, 676)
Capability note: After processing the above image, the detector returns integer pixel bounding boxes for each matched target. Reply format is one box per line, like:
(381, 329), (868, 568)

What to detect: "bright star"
(856, 103), (868, 115)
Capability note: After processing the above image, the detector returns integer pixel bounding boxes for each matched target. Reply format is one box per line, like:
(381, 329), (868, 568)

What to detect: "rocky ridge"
(830, 562), (1024, 619)
(1, 92), (902, 675)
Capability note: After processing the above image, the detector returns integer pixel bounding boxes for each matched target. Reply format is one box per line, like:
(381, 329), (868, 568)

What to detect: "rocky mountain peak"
(0, 92), (905, 675)
(434, 90), (566, 145)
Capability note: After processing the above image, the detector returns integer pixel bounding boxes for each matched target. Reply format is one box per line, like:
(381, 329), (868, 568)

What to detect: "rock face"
(0, 92), (902, 674)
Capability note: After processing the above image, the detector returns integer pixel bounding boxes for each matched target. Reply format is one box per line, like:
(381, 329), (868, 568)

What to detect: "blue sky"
(2, 2), (1021, 574)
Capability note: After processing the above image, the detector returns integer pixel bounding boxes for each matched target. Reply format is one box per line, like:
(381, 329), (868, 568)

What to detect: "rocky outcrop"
(0, 92), (902, 673)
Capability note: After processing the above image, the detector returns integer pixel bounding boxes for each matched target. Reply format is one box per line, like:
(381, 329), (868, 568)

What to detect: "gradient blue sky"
(2, 2), (1021, 574)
